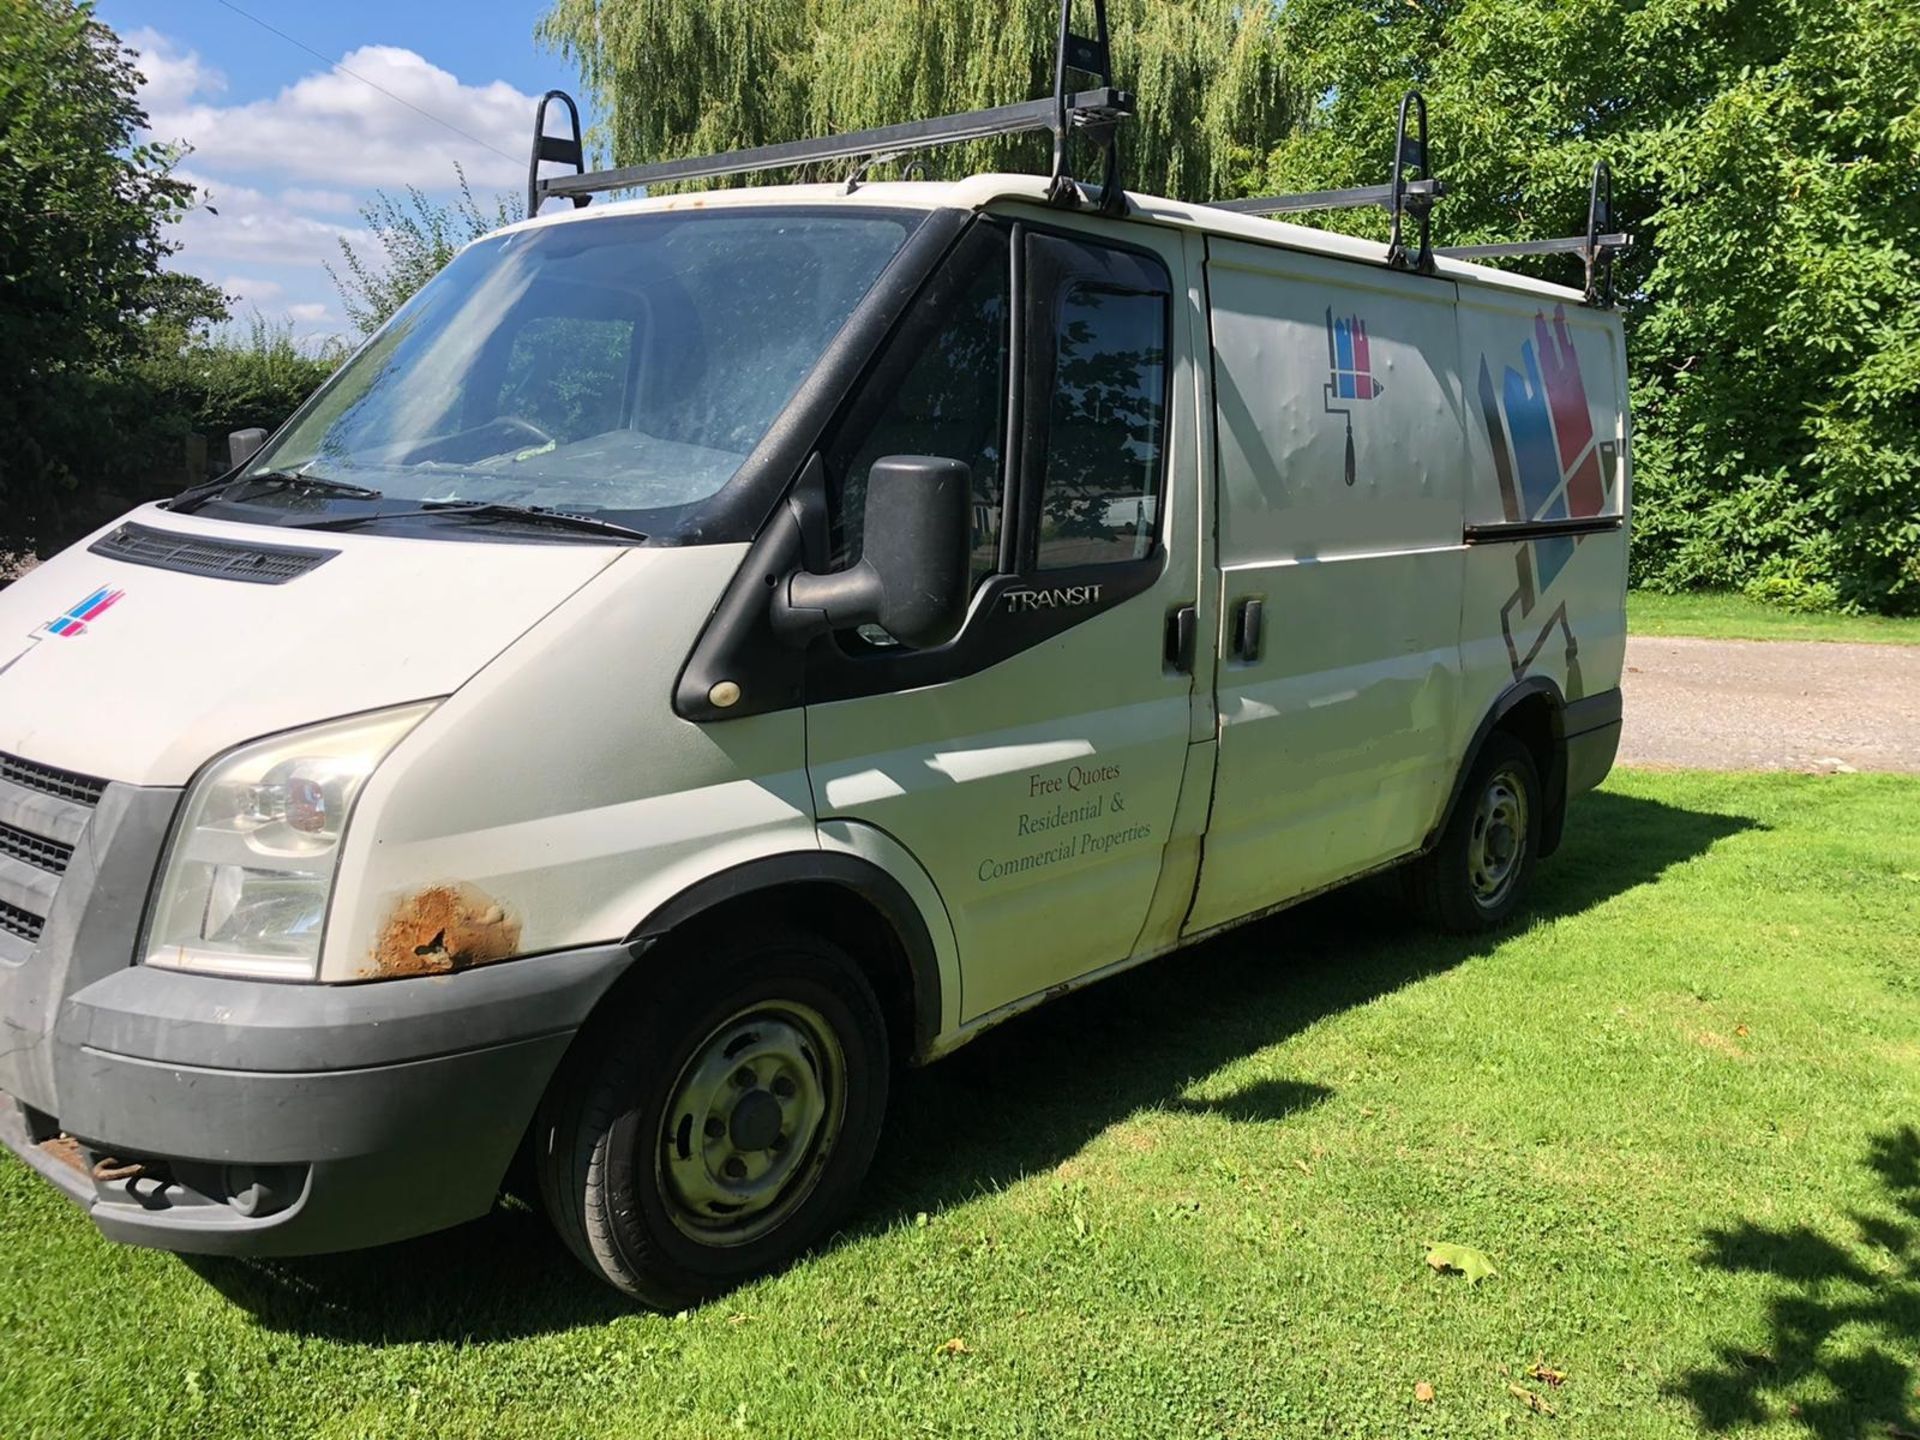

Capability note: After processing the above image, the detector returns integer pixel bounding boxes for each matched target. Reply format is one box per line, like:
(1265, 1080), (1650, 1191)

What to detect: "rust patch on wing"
(367, 883), (522, 978)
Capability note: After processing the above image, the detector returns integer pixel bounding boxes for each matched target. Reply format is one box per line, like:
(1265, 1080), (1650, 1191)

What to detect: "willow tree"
(535, 0), (1295, 204)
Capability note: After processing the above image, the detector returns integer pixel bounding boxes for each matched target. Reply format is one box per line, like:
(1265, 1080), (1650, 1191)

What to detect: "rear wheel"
(535, 927), (890, 1308)
(1406, 732), (1543, 933)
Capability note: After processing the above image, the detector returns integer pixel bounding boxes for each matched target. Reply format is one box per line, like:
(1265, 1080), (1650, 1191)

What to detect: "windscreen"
(242, 208), (920, 538)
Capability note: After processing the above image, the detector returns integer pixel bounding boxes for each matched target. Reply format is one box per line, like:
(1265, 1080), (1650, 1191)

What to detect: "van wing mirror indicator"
(775, 455), (972, 650)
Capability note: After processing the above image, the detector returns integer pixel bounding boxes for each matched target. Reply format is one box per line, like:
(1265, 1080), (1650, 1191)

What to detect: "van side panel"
(1453, 291), (1629, 751)
(1186, 239), (1469, 935)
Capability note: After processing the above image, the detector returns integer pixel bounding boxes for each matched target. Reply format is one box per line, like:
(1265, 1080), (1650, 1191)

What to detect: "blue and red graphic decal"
(1324, 309), (1384, 486)
(1477, 305), (1619, 689)
(46, 586), (124, 638)
(0, 584), (128, 679)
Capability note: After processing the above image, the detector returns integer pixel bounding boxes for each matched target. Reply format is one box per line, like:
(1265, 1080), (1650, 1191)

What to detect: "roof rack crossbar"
(1208, 91), (1442, 272)
(1433, 160), (1630, 305)
(1210, 178), (1445, 216)
(1436, 233), (1632, 260)
(535, 88), (1132, 204)
(530, 0), (1131, 215)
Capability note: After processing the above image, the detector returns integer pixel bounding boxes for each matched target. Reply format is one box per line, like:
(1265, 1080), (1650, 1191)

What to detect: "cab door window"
(824, 223), (1010, 589)
(1019, 233), (1171, 573)
(1036, 283), (1166, 567)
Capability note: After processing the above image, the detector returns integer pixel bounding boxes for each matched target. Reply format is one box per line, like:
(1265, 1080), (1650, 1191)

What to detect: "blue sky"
(110, 1), (596, 342)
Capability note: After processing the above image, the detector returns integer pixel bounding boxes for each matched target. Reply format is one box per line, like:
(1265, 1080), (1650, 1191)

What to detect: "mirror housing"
(228, 428), (269, 469)
(778, 454), (972, 650)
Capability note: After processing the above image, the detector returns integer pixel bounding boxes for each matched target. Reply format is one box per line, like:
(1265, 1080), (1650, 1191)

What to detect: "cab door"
(803, 216), (1208, 1022)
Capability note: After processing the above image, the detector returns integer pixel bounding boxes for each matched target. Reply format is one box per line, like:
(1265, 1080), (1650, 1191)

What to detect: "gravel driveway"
(1618, 635), (1920, 773)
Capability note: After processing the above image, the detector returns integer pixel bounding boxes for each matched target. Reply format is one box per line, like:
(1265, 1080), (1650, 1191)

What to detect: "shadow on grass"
(187, 787), (1750, 1342)
(1672, 1127), (1920, 1438)
(1163, 1077), (1335, 1123)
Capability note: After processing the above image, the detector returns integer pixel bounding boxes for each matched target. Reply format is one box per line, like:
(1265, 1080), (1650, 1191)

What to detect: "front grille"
(0, 753), (106, 808)
(89, 521), (337, 585)
(0, 752), (105, 951)
(0, 823), (71, 876)
(0, 898), (42, 944)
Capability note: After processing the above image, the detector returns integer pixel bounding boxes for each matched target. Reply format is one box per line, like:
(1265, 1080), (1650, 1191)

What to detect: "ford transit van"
(0, 50), (1628, 1306)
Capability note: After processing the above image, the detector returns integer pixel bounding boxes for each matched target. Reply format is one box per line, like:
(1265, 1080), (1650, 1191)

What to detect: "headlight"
(143, 703), (437, 980)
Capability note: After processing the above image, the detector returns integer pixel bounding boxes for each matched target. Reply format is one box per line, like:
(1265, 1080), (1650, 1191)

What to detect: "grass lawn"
(4, 770), (1919, 1438)
(1628, 590), (1920, 645)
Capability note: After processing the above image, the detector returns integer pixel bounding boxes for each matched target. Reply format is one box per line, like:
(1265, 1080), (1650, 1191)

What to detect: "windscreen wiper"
(289, 500), (648, 542)
(172, 470), (384, 513)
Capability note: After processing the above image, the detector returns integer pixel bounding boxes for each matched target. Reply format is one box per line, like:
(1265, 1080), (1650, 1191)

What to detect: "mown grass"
(4, 770), (1919, 1439)
(1629, 590), (1920, 645)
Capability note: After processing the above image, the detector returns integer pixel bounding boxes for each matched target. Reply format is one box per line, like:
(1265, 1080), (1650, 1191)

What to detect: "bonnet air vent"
(89, 522), (338, 585)
(0, 752), (107, 807)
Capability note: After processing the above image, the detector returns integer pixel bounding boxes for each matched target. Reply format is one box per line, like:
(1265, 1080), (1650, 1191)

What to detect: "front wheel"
(535, 927), (890, 1308)
(1405, 733), (1543, 934)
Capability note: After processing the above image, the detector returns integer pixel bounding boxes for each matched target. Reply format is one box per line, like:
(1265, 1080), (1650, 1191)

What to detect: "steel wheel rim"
(656, 1000), (846, 1247)
(1469, 767), (1528, 908)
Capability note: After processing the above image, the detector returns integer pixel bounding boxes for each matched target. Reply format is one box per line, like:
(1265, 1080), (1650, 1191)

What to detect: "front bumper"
(2, 943), (638, 1256)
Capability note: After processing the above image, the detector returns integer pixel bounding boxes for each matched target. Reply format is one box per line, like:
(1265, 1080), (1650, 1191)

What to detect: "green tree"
(0, 0), (225, 555)
(1261, 0), (1920, 614)
(328, 164), (520, 333)
(536, 0), (1294, 204)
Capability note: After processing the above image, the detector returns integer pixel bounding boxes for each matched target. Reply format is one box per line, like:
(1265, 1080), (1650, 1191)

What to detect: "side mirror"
(229, 428), (269, 469)
(778, 455), (972, 650)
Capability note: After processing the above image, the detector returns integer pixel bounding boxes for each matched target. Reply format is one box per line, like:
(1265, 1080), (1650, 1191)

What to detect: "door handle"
(1232, 597), (1265, 662)
(1165, 604), (1196, 674)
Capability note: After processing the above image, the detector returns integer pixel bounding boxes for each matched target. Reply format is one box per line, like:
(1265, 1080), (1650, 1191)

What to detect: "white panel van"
(0, 62), (1627, 1306)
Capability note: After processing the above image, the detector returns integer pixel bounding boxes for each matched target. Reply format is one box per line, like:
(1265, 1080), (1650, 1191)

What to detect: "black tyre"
(535, 926), (890, 1308)
(1405, 732), (1543, 934)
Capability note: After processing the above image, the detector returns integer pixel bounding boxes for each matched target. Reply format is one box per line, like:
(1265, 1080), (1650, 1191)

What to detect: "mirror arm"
(771, 565), (883, 646)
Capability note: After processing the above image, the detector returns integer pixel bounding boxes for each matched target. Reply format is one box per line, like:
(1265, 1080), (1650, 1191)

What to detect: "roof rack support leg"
(1047, 0), (1126, 214)
(528, 90), (589, 217)
(1385, 91), (1435, 273)
(1584, 159), (1615, 306)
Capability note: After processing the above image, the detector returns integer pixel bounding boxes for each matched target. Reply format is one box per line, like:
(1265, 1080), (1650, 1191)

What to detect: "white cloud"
(126, 29), (533, 338)
(143, 43), (536, 192)
(280, 187), (359, 215)
(169, 169), (369, 271)
(221, 274), (284, 307)
(127, 27), (226, 110)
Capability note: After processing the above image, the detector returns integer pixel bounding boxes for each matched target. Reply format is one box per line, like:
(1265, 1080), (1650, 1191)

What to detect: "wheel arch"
(1430, 676), (1571, 858)
(624, 850), (948, 1064)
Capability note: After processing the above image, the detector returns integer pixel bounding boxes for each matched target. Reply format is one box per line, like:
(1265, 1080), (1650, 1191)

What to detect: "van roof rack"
(528, 0), (1132, 218)
(1210, 92), (1444, 273)
(1434, 160), (1631, 306)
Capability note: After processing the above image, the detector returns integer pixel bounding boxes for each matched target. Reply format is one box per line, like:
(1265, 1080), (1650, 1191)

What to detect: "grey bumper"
(2, 942), (638, 1256)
